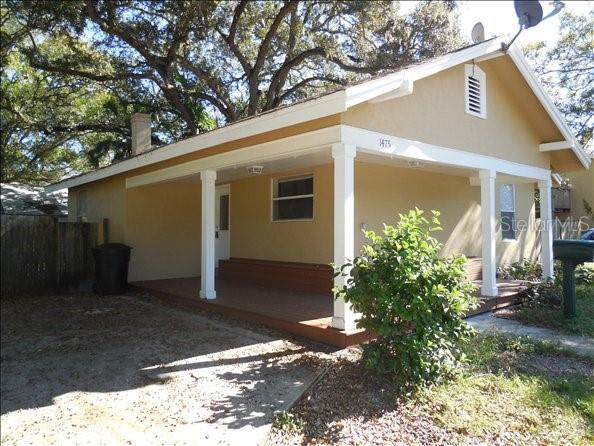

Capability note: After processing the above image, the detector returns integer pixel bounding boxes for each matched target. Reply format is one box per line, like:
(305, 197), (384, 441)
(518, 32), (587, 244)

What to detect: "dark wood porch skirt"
(218, 258), (334, 295)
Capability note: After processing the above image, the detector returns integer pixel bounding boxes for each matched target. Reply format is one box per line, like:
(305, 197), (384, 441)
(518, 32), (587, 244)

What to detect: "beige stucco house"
(47, 38), (591, 335)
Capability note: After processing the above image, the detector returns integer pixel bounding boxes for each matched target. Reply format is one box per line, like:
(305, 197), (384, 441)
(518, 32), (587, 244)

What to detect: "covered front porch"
(132, 275), (528, 348)
(125, 123), (554, 342)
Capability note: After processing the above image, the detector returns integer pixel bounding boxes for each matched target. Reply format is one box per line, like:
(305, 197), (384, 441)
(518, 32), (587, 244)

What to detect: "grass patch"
(514, 285), (594, 337)
(413, 334), (594, 445)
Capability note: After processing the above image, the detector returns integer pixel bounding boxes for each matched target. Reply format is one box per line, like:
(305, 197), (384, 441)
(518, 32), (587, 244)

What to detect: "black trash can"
(92, 243), (132, 295)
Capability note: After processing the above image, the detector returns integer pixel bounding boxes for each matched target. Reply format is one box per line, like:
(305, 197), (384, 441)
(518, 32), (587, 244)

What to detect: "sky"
(401, 0), (593, 45)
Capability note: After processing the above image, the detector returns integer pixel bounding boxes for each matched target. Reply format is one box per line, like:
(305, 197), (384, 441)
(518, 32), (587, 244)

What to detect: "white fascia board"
(539, 141), (574, 152)
(126, 125), (342, 189)
(369, 79), (414, 104)
(45, 91), (347, 192)
(344, 72), (405, 108)
(340, 125), (551, 181)
(406, 38), (504, 82)
(508, 45), (590, 169)
(345, 38), (505, 108)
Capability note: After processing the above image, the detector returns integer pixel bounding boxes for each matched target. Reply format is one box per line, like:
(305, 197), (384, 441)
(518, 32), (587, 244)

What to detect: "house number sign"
(379, 138), (392, 149)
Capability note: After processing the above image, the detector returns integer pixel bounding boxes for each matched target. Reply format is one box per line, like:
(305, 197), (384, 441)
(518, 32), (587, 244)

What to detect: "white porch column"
(479, 169), (498, 296)
(538, 179), (554, 279)
(200, 170), (217, 299)
(331, 143), (357, 331)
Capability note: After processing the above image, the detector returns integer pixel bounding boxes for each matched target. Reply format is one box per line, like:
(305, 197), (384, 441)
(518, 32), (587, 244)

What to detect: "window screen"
(500, 184), (516, 240)
(272, 175), (313, 221)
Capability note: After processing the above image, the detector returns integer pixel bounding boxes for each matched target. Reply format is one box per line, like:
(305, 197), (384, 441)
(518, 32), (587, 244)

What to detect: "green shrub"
(575, 264), (594, 286)
(519, 278), (562, 307)
(335, 209), (478, 387)
(500, 258), (593, 287)
(497, 259), (542, 281)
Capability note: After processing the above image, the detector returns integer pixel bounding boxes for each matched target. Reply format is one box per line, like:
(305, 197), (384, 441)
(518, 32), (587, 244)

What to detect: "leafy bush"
(517, 263), (592, 314)
(575, 264), (594, 286)
(497, 259), (542, 282)
(500, 258), (593, 287)
(335, 209), (478, 387)
(519, 278), (562, 307)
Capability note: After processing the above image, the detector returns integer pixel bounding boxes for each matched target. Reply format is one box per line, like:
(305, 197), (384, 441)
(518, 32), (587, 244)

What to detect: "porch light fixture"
(407, 160), (426, 169)
(246, 165), (264, 175)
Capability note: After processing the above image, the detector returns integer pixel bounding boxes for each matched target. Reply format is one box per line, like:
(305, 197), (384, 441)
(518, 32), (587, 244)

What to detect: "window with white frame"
(272, 174), (313, 221)
(464, 64), (487, 119)
(500, 184), (516, 240)
(77, 190), (88, 220)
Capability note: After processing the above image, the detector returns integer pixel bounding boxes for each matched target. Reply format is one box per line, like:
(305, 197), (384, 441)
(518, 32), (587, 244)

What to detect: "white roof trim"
(539, 140), (574, 152)
(507, 44), (590, 169)
(551, 172), (564, 186)
(46, 38), (587, 192)
(46, 90), (347, 192)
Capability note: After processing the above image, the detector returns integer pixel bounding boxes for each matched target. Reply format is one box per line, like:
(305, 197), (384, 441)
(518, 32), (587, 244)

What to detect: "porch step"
(466, 256), (483, 281)
(218, 258), (333, 295)
(467, 280), (529, 317)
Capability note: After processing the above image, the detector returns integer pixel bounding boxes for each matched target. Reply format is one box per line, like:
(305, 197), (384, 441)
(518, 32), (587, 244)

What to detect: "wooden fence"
(1, 215), (97, 297)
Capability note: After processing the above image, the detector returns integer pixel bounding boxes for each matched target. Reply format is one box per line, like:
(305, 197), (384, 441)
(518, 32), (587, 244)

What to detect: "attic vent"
(464, 64), (486, 119)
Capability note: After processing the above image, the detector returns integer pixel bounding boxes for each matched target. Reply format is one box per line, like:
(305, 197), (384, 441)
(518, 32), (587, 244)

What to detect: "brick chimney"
(131, 113), (151, 156)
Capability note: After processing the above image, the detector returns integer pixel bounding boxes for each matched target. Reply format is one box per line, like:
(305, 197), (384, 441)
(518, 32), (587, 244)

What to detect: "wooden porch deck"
(131, 277), (527, 348)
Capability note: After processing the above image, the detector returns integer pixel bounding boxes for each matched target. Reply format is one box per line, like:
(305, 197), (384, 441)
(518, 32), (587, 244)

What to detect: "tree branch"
(265, 47), (326, 109)
(178, 59), (238, 121)
(248, 1), (298, 114)
(276, 76), (344, 106)
(217, 0), (251, 75)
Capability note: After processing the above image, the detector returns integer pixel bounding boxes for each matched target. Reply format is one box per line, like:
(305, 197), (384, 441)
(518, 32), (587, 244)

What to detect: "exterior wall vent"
(464, 64), (487, 119)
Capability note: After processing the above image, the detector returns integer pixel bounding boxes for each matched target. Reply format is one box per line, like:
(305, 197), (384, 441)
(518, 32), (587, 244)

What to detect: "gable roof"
(46, 38), (590, 192)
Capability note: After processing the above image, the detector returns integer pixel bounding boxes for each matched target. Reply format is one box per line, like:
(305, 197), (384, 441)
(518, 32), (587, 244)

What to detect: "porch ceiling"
(174, 147), (333, 184)
(356, 151), (475, 179)
(171, 149), (490, 185)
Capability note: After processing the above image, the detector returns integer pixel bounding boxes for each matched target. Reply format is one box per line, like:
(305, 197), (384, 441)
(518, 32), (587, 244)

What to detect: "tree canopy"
(524, 10), (594, 146)
(2, 0), (463, 184)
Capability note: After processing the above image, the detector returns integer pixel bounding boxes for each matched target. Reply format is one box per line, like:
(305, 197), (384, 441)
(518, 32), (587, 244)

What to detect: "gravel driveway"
(0, 292), (331, 445)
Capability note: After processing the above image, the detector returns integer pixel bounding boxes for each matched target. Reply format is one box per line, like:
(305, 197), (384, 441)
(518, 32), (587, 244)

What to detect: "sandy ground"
(0, 292), (332, 446)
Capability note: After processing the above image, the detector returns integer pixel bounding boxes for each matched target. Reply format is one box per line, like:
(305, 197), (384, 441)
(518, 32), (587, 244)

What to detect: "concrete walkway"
(467, 313), (594, 358)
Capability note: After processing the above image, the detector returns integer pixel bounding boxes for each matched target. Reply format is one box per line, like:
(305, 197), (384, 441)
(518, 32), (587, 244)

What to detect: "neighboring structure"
(47, 38), (591, 333)
(550, 139), (594, 238)
(1, 183), (68, 217)
(564, 142), (594, 229)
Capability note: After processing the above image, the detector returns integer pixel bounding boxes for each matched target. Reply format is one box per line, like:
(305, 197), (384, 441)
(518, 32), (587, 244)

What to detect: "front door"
(215, 185), (230, 267)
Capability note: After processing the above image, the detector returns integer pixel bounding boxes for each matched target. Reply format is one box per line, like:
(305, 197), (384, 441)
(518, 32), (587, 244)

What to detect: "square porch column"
(331, 143), (357, 331)
(479, 169), (498, 296)
(200, 170), (217, 299)
(538, 179), (554, 279)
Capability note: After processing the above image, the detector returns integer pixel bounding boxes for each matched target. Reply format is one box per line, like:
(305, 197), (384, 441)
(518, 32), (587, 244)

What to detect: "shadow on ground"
(0, 292), (332, 444)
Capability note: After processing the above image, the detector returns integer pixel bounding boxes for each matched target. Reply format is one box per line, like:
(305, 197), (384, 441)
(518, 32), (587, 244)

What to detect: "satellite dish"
(471, 22), (485, 43)
(514, 0), (543, 29)
(503, 1), (564, 52)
